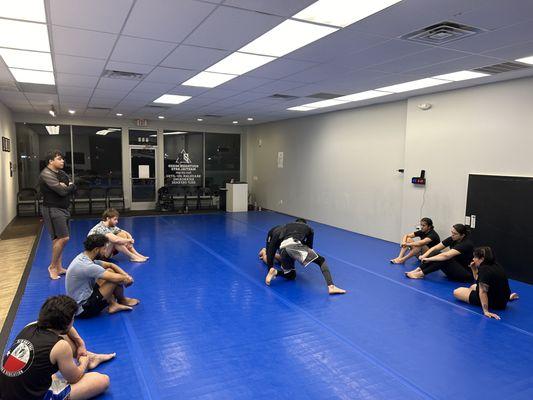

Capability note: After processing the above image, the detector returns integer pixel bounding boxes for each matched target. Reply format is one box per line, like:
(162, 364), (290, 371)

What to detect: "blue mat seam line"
(226, 214), (533, 338)
(161, 218), (437, 400)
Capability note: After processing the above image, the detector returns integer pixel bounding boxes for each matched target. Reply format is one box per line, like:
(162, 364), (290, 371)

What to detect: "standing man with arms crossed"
(39, 150), (76, 280)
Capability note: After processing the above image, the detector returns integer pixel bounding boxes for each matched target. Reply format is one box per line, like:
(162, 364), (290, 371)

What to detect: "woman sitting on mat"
(453, 246), (518, 320)
(405, 223), (474, 281)
(391, 217), (440, 264)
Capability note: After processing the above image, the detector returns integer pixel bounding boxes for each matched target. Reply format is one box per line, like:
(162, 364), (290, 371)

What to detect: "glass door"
(129, 129), (158, 210)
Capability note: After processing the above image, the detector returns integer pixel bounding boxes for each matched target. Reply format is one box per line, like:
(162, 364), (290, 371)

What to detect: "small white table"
(226, 183), (248, 212)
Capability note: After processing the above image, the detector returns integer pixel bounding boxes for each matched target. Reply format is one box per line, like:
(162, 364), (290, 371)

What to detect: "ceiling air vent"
(203, 114), (222, 118)
(307, 92), (344, 99)
(401, 21), (484, 45)
(87, 107), (111, 111)
(268, 94), (299, 100)
(147, 104), (170, 109)
(474, 62), (531, 74)
(102, 69), (145, 80)
(19, 83), (57, 94)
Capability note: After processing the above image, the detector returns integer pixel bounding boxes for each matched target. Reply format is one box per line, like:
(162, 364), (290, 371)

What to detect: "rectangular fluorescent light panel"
(293, 0), (403, 28)
(0, 19), (51, 52)
(206, 52), (276, 75)
(377, 78), (448, 93)
(239, 19), (338, 57)
(163, 131), (187, 135)
(287, 105), (315, 111)
(182, 71), (237, 88)
(0, 48), (53, 71)
(515, 55), (533, 65)
(10, 68), (55, 84)
(432, 70), (489, 81)
(336, 90), (391, 102)
(0, 0), (47, 23)
(303, 99), (351, 109)
(153, 94), (191, 105)
(45, 125), (59, 135)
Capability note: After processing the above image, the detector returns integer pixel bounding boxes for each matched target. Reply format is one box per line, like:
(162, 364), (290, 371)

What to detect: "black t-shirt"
(39, 167), (76, 209)
(413, 229), (440, 248)
(441, 236), (474, 267)
(0, 323), (62, 400)
(265, 225), (282, 249)
(477, 263), (511, 307)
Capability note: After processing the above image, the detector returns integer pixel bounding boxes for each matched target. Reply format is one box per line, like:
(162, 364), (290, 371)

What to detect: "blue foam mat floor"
(5, 211), (533, 399)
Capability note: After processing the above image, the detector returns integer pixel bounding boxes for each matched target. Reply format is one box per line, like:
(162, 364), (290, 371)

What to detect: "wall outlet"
(253, 176), (258, 181)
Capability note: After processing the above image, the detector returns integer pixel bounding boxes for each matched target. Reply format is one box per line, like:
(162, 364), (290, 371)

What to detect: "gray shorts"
(280, 244), (319, 271)
(42, 206), (71, 240)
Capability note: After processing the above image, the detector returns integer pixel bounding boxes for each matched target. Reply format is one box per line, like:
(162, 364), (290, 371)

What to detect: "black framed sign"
(2, 136), (10, 152)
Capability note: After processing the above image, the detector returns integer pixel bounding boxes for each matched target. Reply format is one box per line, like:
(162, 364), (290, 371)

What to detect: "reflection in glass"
(205, 133), (240, 189)
(131, 148), (156, 202)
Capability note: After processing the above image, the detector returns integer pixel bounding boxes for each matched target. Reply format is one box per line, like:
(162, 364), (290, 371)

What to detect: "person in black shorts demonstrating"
(39, 150), (76, 280)
(453, 247), (519, 319)
(66, 234), (139, 318)
(264, 218), (346, 295)
(391, 217), (440, 264)
(0, 295), (114, 400)
(406, 224), (474, 281)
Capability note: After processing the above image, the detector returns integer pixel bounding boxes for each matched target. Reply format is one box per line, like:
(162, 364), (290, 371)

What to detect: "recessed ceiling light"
(10, 68), (55, 85)
(68, 109), (75, 115)
(247, 117), (254, 121)
(0, 0), (47, 22)
(293, 0), (403, 28)
(0, 19), (51, 52)
(206, 52), (276, 75)
(287, 105), (314, 111)
(336, 90), (391, 102)
(515, 55), (533, 65)
(0, 48), (53, 71)
(153, 94), (191, 104)
(232, 121), (238, 124)
(158, 115), (165, 119)
(116, 113), (123, 116)
(432, 70), (489, 81)
(182, 71), (237, 88)
(302, 99), (351, 109)
(376, 78), (448, 93)
(196, 118), (203, 122)
(48, 105), (56, 117)
(239, 19), (338, 57)
(45, 125), (59, 135)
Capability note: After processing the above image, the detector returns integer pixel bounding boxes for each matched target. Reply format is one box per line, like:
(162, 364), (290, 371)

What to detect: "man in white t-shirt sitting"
(88, 208), (148, 262)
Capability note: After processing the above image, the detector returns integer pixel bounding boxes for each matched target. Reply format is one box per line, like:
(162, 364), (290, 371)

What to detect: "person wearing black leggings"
(453, 246), (519, 320)
(264, 218), (346, 295)
(405, 224), (474, 281)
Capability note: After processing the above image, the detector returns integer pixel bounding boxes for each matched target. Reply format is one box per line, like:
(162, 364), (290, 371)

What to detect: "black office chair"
(168, 185), (187, 212)
(107, 187), (125, 212)
(17, 188), (38, 216)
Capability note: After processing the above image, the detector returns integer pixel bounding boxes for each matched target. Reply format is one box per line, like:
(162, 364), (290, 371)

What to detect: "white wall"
(246, 101), (407, 242)
(0, 101), (18, 235)
(246, 76), (533, 243)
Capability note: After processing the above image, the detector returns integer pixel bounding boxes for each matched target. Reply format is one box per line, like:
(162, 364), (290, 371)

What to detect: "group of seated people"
(391, 218), (518, 320)
(0, 208), (145, 400)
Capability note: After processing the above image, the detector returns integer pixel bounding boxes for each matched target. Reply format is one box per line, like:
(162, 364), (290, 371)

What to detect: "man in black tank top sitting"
(0, 296), (114, 400)
(264, 218), (346, 295)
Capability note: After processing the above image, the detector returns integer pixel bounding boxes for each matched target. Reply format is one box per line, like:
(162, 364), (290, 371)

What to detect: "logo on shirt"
(1, 339), (34, 377)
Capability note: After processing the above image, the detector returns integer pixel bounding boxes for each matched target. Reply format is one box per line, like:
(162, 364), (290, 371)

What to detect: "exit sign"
(412, 177), (426, 185)
(135, 119), (148, 127)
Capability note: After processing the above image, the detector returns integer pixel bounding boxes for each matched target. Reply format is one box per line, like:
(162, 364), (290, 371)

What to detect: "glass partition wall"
(16, 123), (241, 212)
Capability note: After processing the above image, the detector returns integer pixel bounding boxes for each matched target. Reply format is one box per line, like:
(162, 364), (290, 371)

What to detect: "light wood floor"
(0, 217), (40, 332)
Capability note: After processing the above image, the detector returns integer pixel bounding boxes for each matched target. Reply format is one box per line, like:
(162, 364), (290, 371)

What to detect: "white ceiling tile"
(57, 86), (94, 97)
(89, 97), (120, 108)
(482, 40), (533, 61)
(284, 63), (354, 84)
(56, 73), (99, 88)
(184, 6), (283, 51)
(93, 88), (130, 100)
(371, 48), (469, 74)
(123, 0), (216, 42)
(168, 85), (209, 97)
(84, 108), (112, 117)
(106, 61), (155, 74)
(247, 58), (316, 80)
(52, 26), (117, 59)
(222, 0), (316, 17)
(453, 0), (533, 31)
(161, 45), (230, 70)
(54, 55), (106, 76)
(195, 88), (240, 100)
(26, 93), (59, 104)
(121, 92), (159, 102)
(249, 80), (306, 95)
(144, 67), (196, 84)
(216, 76), (271, 91)
(0, 91), (27, 102)
(406, 55), (505, 77)
(50, 0), (133, 33)
(96, 77), (140, 91)
(134, 81), (176, 94)
(110, 36), (176, 65)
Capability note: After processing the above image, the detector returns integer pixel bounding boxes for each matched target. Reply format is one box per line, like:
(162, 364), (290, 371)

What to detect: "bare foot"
(265, 268), (277, 286)
(328, 285), (346, 295)
(58, 267), (67, 275)
(390, 258), (405, 264)
(119, 297), (140, 307)
(87, 352), (116, 370)
(510, 293), (519, 301)
(48, 266), (60, 280)
(129, 256), (146, 262)
(405, 270), (424, 279)
(108, 302), (133, 314)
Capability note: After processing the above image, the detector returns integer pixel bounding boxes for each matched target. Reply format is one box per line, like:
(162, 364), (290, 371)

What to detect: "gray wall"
(0, 101), (18, 235)
(246, 76), (533, 243)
